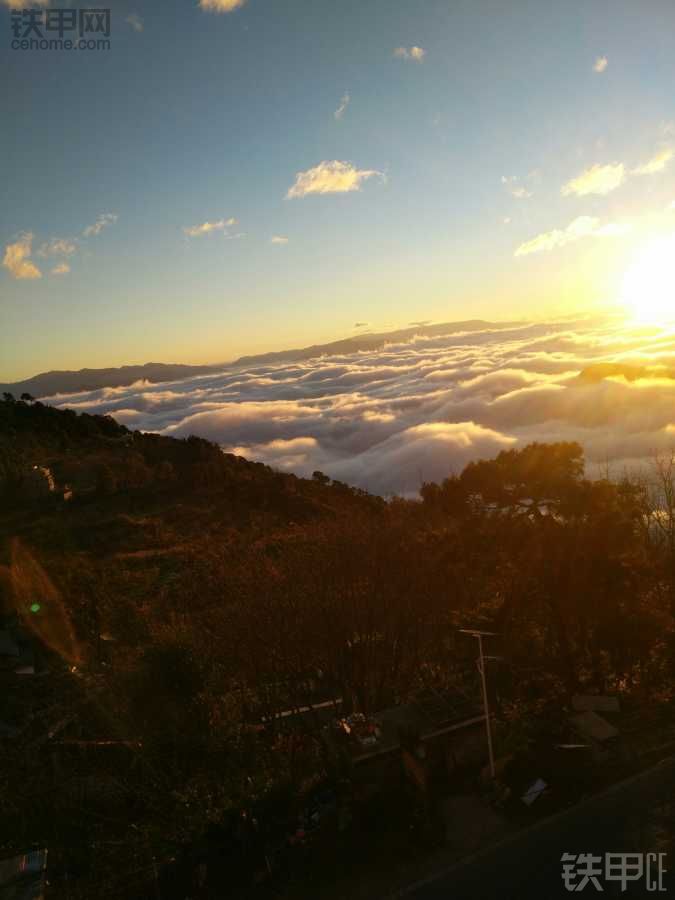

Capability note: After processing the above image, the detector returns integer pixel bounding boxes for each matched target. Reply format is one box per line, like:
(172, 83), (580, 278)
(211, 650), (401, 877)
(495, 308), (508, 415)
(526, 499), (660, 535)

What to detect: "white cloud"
(515, 215), (629, 257)
(47, 317), (675, 494)
(38, 237), (77, 257)
(593, 56), (608, 73)
(501, 175), (532, 200)
(82, 213), (118, 237)
(632, 148), (673, 176)
(183, 218), (238, 238)
(287, 160), (385, 199)
(271, 235), (289, 245)
(393, 46), (426, 62)
(328, 422), (515, 495)
(199, 0), (247, 11)
(2, 233), (42, 280)
(561, 163), (625, 196)
(334, 92), (350, 120)
(51, 262), (70, 276)
(126, 13), (144, 32)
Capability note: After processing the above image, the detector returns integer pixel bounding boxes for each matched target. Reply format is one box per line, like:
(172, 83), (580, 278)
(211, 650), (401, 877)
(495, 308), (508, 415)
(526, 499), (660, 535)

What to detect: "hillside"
(2, 397), (675, 899)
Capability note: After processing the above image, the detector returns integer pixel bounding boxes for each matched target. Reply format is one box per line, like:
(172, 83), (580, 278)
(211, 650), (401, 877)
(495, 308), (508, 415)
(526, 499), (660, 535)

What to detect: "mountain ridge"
(1, 318), (520, 399)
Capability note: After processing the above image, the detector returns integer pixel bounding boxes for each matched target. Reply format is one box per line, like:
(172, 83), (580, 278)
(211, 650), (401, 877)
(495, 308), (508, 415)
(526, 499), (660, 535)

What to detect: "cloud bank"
(45, 316), (675, 496)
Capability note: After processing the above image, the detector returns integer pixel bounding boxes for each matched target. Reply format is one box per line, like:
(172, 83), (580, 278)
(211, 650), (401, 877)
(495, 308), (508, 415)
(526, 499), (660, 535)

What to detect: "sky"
(3, 0), (675, 383)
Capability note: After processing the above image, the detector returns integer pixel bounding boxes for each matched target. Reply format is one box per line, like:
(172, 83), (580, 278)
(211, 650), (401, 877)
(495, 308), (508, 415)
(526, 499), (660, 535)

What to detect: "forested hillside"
(3, 396), (675, 898)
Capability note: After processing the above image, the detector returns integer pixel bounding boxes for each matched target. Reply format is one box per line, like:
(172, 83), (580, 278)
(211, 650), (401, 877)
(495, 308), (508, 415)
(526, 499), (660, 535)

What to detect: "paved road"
(403, 756), (675, 899)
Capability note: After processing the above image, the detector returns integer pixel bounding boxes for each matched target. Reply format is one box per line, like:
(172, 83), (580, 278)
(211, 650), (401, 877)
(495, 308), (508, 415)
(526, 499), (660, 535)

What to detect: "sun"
(621, 233), (675, 323)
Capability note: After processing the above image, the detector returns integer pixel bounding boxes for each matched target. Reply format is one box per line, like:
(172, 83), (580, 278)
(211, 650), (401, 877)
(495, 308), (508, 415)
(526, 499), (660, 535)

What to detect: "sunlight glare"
(621, 233), (675, 323)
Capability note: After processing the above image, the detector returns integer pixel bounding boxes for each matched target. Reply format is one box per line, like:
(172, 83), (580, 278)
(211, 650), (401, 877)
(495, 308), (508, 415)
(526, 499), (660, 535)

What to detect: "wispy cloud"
(2, 233), (42, 280)
(126, 13), (144, 32)
(593, 56), (608, 73)
(199, 0), (247, 11)
(5, 217), (118, 279)
(632, 148), (673, 176)
(561, 163), (625, 197)
(38, 237), (78, 257)
(271, 235), (289, 245)
(515, 215), (629, 257)
(334, 92), (350, 121)
(501, 175), (532, 200)
(393, 46), (426, 62)
(354, 322), (370, 328)
(183, 218), (238, 238)
(82, 213), (118, 237)
(287, 160), (385, 199)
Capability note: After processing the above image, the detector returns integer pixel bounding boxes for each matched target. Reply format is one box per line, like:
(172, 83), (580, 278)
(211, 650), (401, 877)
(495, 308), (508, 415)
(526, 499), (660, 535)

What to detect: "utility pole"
(459, 629), (498, 778)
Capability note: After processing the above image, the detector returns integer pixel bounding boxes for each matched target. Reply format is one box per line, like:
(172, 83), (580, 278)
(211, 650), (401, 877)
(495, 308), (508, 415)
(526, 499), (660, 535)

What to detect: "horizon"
(2, 312), (542, 383)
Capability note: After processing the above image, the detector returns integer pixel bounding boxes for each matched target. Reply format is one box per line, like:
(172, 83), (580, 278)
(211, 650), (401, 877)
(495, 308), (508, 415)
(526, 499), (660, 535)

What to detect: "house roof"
(569, 710), (619, 743)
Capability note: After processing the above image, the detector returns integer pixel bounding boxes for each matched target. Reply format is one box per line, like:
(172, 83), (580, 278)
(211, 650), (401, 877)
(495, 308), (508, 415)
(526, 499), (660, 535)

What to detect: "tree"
(460, 441), (585, 515)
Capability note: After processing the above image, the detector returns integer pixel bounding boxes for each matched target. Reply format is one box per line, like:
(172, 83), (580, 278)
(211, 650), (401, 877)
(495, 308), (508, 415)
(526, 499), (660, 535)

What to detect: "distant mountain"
(0, 363), (223, 400)
(233, 320), (517, 368)
(1, 319), (519, 399)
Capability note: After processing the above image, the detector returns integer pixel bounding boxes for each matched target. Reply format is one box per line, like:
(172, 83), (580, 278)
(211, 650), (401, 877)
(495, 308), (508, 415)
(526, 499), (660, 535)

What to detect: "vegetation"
(3, 396), (675, 896)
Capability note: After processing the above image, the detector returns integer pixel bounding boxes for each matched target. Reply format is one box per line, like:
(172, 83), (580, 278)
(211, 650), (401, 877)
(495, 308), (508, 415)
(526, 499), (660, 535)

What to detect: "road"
(402, 755), (675, 899)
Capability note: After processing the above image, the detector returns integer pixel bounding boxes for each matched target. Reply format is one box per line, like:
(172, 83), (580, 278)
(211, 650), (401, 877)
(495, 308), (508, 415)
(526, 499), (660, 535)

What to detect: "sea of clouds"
(47, 316), (675, 495)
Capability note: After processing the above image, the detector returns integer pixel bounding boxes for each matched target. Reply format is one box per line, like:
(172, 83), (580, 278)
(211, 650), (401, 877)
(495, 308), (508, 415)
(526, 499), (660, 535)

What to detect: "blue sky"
(3, 0), (675, 381)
